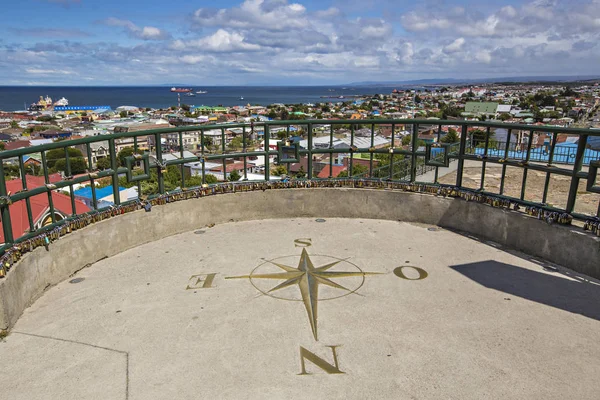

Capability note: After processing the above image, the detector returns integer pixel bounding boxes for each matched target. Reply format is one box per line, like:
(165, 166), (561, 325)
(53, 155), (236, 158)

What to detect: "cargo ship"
(28, 95), (69, 111)
(170, 87), (192, 93)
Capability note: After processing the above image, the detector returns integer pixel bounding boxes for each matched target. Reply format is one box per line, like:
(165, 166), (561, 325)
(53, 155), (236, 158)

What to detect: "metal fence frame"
(1, 119), (599, 253)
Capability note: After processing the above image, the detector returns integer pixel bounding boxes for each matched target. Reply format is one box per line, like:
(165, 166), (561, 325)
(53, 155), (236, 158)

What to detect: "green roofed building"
(192, 106), (229, 113)
(464, 102), (498, 115)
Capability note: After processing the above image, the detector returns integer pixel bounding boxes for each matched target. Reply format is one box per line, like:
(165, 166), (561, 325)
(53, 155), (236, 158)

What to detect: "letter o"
(393, 266), (428, 280)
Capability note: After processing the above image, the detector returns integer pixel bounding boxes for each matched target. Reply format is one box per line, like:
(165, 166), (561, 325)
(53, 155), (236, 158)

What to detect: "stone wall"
(1, 188), (598, 329)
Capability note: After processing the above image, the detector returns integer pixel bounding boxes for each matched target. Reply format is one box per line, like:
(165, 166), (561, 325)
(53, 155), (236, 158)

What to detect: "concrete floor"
(1, 218), (599, 400)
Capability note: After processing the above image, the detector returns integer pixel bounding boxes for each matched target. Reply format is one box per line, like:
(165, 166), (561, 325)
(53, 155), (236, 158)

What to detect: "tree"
(119, 111), (128, 118)
(0, 142), (4, 151)
(441, 128), (459, 143)
(498, 113), (512, 121)
(53, 157), (87, 174)
(10, 120), (19, 129)
(561, 87), (577, 97)
(117, 147), (142, 167)
(96, 157), (111, 170)
(338, 163), (368, 177)
(202, 137), (213, 151)
(46, 148), (84, 169)
(276, 130), (287, 140)
(205, 174), (218, 184)
(295, 166), (306, 179)
(470, 129), (491, 148)
(271, 165), (288, 176)
(228, 169), (241, 181)
(228, 136), (243, 150)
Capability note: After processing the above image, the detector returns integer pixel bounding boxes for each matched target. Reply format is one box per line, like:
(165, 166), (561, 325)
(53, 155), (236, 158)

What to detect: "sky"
(1, 0), (599, 86)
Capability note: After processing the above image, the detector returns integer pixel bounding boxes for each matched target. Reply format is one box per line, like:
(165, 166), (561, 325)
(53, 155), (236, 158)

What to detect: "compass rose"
(226, 248), (381, 340)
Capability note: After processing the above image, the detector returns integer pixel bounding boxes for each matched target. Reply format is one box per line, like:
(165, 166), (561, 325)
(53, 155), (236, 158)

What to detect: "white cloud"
(175, 30), (261, 52)
(475, 51), (492, 64)
(102, 17), (170, 40)
(444, 38), (465, 53)
(25, 68), (75, 75)
(193, 0), (308, 31)
(4, 0), (600, 85)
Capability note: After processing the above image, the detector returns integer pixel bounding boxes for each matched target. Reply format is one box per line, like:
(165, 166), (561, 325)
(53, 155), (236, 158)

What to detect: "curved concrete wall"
(1, 188), (599, 330)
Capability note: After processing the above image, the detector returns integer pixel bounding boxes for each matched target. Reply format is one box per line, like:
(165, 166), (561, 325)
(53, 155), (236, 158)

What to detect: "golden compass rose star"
(226, 248), (381, 340)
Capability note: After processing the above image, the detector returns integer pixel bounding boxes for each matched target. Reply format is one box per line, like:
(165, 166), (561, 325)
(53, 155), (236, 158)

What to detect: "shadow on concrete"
(450, 260), (600, 323)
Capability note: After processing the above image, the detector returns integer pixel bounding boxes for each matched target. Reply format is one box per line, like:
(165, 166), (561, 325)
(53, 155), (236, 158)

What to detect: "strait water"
(0, 85), (403, 112)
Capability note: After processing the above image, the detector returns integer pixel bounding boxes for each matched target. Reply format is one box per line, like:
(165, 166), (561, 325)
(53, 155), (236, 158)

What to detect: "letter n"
(298, 346), (345, 375)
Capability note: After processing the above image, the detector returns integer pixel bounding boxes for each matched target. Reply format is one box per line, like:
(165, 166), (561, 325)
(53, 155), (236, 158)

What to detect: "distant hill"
(349, 76), (600, 86)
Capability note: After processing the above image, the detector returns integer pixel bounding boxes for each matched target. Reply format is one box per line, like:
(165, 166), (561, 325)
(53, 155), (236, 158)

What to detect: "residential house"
(0, 174), (90, 243)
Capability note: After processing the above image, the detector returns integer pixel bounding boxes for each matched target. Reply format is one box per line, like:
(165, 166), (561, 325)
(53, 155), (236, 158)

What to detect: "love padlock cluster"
(0, 178), (588, 279)
(583, 218), (600, 237)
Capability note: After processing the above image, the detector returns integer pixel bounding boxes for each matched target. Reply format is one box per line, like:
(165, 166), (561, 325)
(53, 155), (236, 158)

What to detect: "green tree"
(54, 158), (87, 174)
(205, 174), (218, 184)
(228, 169), (241, 182)
(271, 165), (288, 176)
(338, 163), (368, 177)
(46, 148), (84, 169)
(441, 128), (459, 143)
(117, 147), (143, 167)
(276, 131), (287, 140)
(470, 129), (493, 148)
(498, 113), (512, 121)
(96, 157), (111, 170)
(202, 137), (213, 151)
(295, 166), (306, 179)
(228, 136), (243, 150)
(0, 142), (5, 151)
(119, 111), (128, 118)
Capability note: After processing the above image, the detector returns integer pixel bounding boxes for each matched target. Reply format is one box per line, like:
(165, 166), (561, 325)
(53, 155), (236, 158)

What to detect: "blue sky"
(1, 0), (599, 85)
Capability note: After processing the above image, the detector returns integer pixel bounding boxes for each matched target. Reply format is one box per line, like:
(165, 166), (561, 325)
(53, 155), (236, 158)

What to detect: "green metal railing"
(0, 119), (599, 255)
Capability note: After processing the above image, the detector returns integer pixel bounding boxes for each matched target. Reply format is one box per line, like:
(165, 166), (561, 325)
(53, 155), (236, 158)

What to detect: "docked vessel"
(54, 97), (69, 107)
(170, 87), (192, 93)
(28, 95), (53, 111)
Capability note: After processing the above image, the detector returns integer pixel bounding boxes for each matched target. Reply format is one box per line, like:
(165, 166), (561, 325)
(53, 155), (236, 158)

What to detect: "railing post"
(456, 124), (468, 188)
(155, 133), (165, 194)
(200, 129), (206, 185)
(307, 123), (313, 179)
(242, 126), (248, 180)
(349, 123), (355, 177)
(0, 161), (14, 245)
(389, 123), (395, 181)
(566, 134), (588, 212)
(264, 124), (270, 181)
(410, 123), (418, 182)
(109, 138), (120, 205)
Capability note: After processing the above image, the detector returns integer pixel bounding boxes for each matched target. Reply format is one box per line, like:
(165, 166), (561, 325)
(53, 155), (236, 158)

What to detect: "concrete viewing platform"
(1, 218), (599, 399)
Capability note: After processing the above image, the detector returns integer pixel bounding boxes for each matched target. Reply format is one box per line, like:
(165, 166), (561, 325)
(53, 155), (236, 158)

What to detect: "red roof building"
(317, 165), (347, 178)
(4, 141), (31, 151)
(0, 174), (90, 243)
